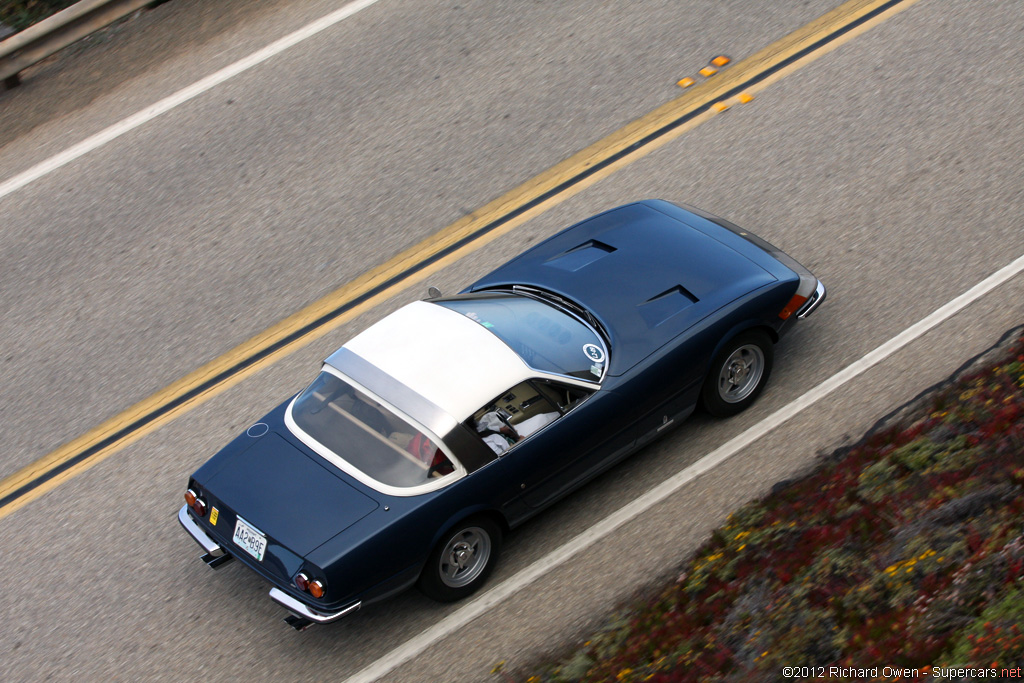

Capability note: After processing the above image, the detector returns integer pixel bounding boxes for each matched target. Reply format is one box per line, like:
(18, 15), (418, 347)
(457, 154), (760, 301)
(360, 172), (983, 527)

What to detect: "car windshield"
(434, 292), (606, 381)
(289, 372), (456, 489)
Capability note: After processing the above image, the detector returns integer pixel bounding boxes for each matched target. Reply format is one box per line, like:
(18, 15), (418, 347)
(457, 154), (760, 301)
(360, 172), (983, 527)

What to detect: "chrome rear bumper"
(269, 588), (361, 626)
(178, 505), (227, 558)
(178, 505), (360, 628)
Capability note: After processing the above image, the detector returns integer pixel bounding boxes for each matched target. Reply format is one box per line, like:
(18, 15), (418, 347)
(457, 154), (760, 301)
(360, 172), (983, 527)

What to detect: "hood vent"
(544, 239), (616, 272)
(638, 285), (698, 328)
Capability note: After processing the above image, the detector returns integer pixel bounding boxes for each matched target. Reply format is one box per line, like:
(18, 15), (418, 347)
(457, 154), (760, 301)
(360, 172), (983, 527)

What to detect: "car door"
(622, 348), (703, 449)
(470, 379), (636, 518)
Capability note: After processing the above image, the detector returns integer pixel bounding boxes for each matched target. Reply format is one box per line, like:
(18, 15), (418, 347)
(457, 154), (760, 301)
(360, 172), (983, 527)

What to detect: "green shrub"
(523, 334), (1024, 682)
(1, 1), (79, 33)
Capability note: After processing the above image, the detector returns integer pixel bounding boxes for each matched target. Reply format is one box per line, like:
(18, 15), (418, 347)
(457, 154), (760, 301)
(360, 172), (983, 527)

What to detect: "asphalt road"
(1, 0), (1022, 680)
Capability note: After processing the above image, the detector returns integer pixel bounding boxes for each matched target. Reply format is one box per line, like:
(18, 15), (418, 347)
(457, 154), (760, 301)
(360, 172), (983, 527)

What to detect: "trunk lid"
(199, 432), (378, 556)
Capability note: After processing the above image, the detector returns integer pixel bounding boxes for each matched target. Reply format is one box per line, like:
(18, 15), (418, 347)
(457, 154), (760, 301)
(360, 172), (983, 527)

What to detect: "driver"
(476, 410), (558, 454)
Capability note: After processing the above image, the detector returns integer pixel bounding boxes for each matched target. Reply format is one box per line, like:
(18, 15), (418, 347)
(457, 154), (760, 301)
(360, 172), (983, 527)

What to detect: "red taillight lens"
(778, 294), (809, 320)
(186, 489), (207, 517)
(294, 572), (324, 598)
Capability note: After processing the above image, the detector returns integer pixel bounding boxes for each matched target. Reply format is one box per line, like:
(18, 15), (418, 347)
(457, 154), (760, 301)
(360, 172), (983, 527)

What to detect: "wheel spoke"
(717, 344), (764, 403)
(437, 526), (491, 588)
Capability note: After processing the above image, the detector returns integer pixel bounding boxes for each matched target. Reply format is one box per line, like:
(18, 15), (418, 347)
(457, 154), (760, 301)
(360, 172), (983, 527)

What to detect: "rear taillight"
(294, 571), (325, 599)
(185, 488), (207, 517)
(778, 293), (809, 320)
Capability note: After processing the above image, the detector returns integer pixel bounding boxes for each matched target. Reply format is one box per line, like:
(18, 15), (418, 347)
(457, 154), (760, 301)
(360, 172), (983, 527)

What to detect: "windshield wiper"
(508, 285), (610, 345)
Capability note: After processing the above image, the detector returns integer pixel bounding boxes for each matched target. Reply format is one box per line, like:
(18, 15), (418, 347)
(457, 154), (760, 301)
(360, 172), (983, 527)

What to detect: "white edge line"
(0, 0), (382, 202)
(344, 252), (1024, 683)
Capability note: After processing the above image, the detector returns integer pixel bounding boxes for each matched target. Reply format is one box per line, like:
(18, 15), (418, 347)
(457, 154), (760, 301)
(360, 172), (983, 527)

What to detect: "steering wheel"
(495, 410), (519, 437)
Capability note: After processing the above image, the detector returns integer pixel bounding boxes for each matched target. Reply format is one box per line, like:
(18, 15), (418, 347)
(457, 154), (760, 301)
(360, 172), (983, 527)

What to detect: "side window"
(531, 379), (592, 413)
(467, 379), (593, 455)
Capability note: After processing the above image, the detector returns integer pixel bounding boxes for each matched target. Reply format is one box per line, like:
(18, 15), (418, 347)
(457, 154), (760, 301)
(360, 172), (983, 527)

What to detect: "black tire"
(700, 330), (774, 418)
(418, 516), (502, 602)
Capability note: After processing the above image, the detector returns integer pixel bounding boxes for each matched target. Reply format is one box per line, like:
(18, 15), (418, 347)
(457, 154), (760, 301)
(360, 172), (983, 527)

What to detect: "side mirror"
(426, 286), (442, 299)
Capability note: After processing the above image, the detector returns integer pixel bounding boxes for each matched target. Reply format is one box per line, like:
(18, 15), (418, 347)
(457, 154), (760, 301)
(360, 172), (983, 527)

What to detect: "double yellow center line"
(0, 0), (919, 519)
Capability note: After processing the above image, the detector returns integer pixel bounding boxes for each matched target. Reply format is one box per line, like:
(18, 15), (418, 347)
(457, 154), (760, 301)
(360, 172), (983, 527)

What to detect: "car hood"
(467, 200), (781, 375)
(196, 431), (379, 556)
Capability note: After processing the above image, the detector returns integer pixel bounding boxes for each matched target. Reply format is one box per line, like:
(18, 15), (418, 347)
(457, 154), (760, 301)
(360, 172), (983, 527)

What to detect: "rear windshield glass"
(290, 372), (455, 488)
(435, 292), (605, 381)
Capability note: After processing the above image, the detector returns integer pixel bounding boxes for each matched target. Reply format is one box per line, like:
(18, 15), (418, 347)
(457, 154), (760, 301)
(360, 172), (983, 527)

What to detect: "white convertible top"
(332, 301), (534, 421)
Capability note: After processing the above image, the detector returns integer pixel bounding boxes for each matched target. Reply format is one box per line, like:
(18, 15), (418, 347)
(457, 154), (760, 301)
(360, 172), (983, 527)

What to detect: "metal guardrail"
(0, 0), (166, 89)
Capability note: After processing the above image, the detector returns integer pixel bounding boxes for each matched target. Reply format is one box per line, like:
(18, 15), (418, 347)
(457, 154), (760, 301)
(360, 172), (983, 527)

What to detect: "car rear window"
(434, 292), (606, 381)
(289, 372), (456, 489)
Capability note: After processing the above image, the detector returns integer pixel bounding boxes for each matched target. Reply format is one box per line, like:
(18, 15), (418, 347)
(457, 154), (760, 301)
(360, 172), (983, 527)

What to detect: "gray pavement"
(1, 0), (1023, 681)
(0, 0), (840, 479)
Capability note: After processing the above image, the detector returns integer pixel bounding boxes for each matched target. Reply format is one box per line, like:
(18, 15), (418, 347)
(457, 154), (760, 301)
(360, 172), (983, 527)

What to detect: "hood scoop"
(543, 239), (616, 272)
(638, 285), (698, 328)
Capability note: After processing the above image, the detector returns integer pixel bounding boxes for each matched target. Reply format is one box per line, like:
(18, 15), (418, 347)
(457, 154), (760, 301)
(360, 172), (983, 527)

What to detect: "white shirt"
(478, 411), (559, 454)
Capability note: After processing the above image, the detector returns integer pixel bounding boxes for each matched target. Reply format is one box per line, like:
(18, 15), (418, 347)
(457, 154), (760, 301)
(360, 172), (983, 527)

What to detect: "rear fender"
(428, 506), (510, 553)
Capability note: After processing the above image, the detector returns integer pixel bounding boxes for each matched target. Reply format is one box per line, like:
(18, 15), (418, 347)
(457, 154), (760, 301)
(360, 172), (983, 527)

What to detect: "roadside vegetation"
(1, 0), (77, 33)
(525, 331), (1024, 682)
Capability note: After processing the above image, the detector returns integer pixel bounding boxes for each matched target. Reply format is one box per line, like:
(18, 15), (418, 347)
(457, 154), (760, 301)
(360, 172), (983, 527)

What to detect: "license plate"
(232, 516), (267, 562)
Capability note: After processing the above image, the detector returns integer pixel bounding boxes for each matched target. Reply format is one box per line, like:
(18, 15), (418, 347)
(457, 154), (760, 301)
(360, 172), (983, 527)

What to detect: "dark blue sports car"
(178, 200), (824, 629)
